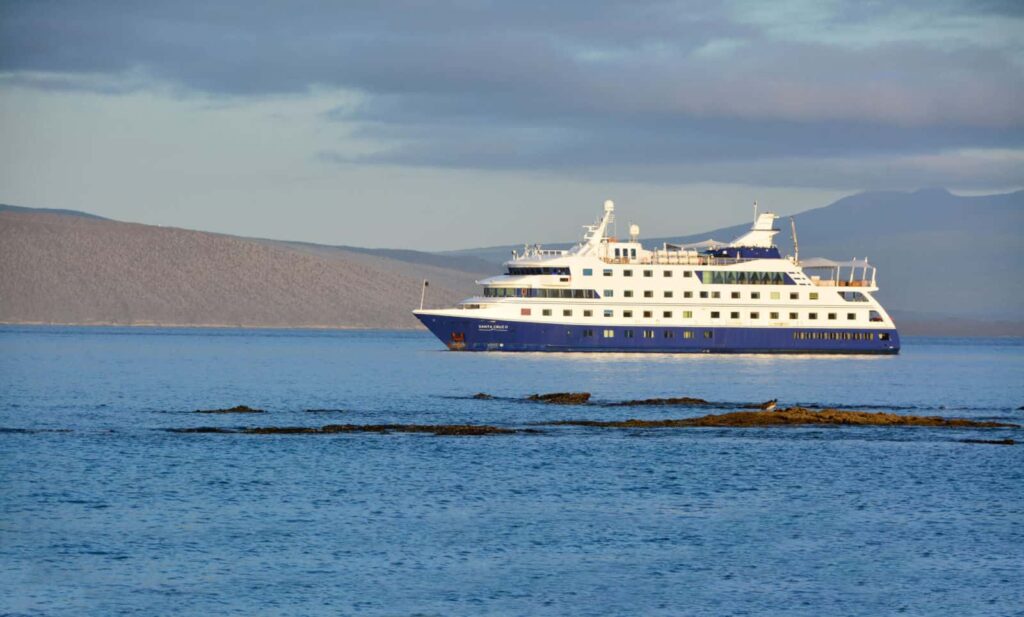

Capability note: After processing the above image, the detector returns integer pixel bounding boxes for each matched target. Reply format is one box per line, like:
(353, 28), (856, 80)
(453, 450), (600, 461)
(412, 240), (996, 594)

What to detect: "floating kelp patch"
(527, 392), (591, 404)
(545, 407), (1020, 429)
(194, 405), (264, 414)
(166, 427), (237, 433)
(960, 438), (1015, 445)
(0, 427), (72, 434)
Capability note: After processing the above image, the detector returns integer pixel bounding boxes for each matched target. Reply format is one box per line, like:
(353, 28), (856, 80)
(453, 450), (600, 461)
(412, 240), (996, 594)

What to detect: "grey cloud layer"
(2, 0), (1022, 187)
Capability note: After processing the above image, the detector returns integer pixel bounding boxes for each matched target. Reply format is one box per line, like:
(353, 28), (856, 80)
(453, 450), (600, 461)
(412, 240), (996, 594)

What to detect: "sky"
(1, 0), (1021, 250)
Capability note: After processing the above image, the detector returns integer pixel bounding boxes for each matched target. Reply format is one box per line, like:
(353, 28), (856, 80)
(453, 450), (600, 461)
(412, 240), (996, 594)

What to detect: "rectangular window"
(828, 313), (837, 320)
(684, 330), (694, 339)
(730, 311), (739, 319)
(751, 292), (760, 300)
(684, 291), (693, 298)
(542, 309), (552, 316)
(751, 312), (759, 319)
(603, 329), (614, 338)
(521, 308), (531, 316)
(663, 311), (672, 318)
(770, 292), (780, 300)
(790, 292), (799, 300)
(731, 292), (741, 299)
(643, 290), (653, 298)
(711, 292), (721, 299)
(711, 311), (720, 319)
(682, 311), (693, 318)
(847, 313), (856, 320)
(563, 309), (572, 317)
(810, 292), (819, 300)
(623, 290), (633, 298)
(664, 291), (674, 298)
(703, 330), (714, 339)
(643, 270), (653, 277)
(583, 310), (593, 317)
(643, 330), (655, 338)
(643, 311), (652, 318)
(583, 329), (594, 337)
(624, 329), (634, 338)
(809, 312), (818, 320)
(664, 330), (674, 338)
(663, 271), (673, 278)
(604, 290), (614, 297)
(880, 332), (891, 341)
(700, 291), (709, 299)
(770, 312), (779, 319)
(582, 268), (593, 276)
(604, 309), (613, 317)
(684, 271), (692, 278)
(623, 310), (633, 318)
(624, 270), (633, 277)
(603, 269), (613, 277)
(789, 312), (798, 320)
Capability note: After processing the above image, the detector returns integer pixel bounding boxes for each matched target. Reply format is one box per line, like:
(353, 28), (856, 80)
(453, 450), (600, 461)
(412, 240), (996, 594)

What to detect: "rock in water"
(472, 393), (494, 400)
(527, 392), (591, 405)
(609, 397), (711, 407)
(194, 405), (265, 414)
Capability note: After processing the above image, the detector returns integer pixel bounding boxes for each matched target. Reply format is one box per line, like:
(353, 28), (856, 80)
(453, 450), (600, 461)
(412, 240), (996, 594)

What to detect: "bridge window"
(506, 267), (571, 275)
(840, 291), (868, 302)
(699, 271), (790, 285)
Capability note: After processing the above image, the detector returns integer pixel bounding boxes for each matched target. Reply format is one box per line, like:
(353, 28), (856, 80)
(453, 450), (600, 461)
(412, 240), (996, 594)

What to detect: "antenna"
(753, 200), (758, 221)
(790, 217), (799, 263)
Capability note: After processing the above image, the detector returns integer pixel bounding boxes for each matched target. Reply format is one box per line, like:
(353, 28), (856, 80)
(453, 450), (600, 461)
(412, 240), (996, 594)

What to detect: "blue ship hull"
(416, 313), (900, 354)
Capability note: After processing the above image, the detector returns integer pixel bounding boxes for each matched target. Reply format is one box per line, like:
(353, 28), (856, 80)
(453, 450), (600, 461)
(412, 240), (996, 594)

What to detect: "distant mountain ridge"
(1, 189), (1021, 333)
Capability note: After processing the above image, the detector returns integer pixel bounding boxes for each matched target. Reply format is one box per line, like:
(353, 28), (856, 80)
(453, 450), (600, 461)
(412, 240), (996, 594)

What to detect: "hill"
(0, 211), (482, 328)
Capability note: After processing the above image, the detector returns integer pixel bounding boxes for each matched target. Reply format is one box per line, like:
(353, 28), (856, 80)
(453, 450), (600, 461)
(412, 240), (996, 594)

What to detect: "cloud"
(1, 0), (1022, 188)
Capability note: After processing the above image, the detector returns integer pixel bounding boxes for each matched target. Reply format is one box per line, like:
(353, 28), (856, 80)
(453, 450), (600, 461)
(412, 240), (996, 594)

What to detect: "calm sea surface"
(1, 326), (1022, 616)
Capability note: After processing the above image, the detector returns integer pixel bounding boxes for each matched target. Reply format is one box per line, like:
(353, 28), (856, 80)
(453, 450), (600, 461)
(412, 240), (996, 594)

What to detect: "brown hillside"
(0, 212), (475, 328)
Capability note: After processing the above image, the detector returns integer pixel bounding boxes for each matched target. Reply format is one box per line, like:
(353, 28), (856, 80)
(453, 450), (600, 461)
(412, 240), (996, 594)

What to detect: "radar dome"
(604, 199), (614, 212)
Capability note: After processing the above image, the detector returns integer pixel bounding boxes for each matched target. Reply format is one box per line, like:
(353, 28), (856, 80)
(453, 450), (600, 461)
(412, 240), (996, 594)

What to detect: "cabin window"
(790, 292), (799, 300)
(521, 308), (531, 316)
(711, 292), (721, 299)
(750, 312), (760, 319)
(703, 330), (714, 339)
(604, 290), (614, 297)
(583, 268), (593, 276)
(583, 329), (594, 337)
(751, 292), (760, 300)
(643, 330), (655, 338)
(789, 312), (798, 320)
(683, 271), (692, 278)
(643, 270), (653, 278)
(847, 313), (856, 320)
(770, 292), (780, 300)
(684, 291), (693, 298)
(731, 292), (740, 299)
(643, 290), (653, 298)
(563, 309), (572, 317)
(684, 331), (694, 339)
(624, 270), (633, 277)
(584, 310), (593, 317)
(664, 330), (674, 338)
(624, 329), (634, 338)
(663, 271), (673, 278)
(663, 311), (672, 318)
(700, 291), (709, 299)
(682, 311), (693, 318)
(643, 311), (653, 318)
(828, 313), (837, 320)
(542, 309), (552, 316)
(664, 291), (674, 298)
(623, 310), (633, 318)
(730, 312), (740, 319)
(880, 332), (891, 341)
(603, 269), (613, 277)
(604, 309), (614, 317)
(603, 329), (614, 338)
(809, 313), (818, 320)
(770, 312), (779, 319)
(711, 311), (720, 319)
(809, 292), (819, 300)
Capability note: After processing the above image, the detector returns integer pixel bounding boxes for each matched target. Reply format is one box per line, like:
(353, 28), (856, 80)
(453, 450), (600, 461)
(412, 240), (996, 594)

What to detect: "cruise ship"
(414, 200), (900, 354)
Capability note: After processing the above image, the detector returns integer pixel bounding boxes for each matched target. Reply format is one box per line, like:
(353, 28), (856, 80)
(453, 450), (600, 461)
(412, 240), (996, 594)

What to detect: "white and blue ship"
(415, 200), (899, 353)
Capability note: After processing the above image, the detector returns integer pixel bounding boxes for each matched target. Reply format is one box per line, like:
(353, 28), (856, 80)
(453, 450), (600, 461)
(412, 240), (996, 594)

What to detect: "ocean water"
(1, 326), (1022, 616)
